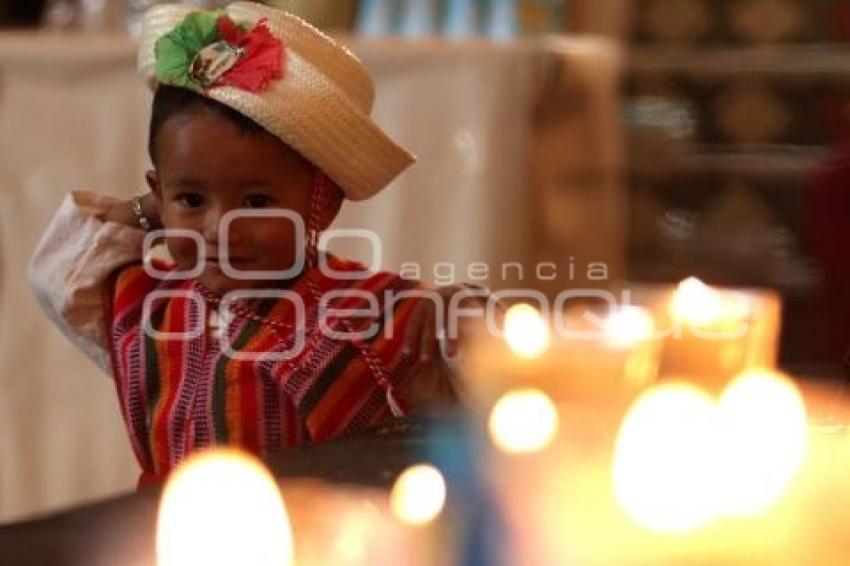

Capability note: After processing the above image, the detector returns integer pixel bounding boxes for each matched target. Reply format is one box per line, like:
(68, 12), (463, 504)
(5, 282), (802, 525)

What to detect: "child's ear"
(145, 170), (161, 201)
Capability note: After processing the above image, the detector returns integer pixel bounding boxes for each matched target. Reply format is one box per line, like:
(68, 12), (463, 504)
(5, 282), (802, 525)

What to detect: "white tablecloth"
(0, 32), (623, 521)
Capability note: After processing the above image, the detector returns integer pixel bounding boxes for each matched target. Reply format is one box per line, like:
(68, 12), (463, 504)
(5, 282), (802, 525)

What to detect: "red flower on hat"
(155, 12), (285, 94)
(214, 16), (284, 91)
(215, 16), (284, 92)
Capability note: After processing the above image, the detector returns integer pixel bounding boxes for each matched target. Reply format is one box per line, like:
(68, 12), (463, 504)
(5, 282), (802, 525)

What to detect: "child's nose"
(201, 207), (223, 245)
(202, 206), (246, 250)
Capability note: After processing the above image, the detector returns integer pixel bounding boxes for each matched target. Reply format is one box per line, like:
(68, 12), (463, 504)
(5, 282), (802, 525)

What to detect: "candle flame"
(613, 371), (808, 533)
(604, 306), (656, 347)
(390, 464), (446, 525)
(503, 303), (550, 358)
(670, 277), (724, 326)
(670, 277), (751, 335)
(716, 370), (807, 517)
(612, 383), (721, 533)
(489, 388), (559, 454)
(156, 449), (293, 566)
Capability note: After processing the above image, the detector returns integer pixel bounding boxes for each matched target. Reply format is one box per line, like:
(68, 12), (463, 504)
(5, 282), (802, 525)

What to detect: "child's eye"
(176, 193), (204, 208)
(244, 195), (272, 209)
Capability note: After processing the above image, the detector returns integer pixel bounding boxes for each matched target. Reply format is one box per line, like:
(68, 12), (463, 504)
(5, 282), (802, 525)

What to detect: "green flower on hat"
(154, 10), (284, 93)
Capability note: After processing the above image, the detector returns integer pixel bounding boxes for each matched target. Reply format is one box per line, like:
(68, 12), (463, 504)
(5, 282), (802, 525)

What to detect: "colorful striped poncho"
(103, 256), (455, 486)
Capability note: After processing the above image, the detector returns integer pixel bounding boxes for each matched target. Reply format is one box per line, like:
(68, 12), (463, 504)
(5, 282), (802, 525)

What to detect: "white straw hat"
(138, 1), (415, 201)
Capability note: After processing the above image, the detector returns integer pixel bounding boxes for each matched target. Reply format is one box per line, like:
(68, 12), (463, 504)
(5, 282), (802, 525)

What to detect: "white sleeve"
(27, 190), (148, 375)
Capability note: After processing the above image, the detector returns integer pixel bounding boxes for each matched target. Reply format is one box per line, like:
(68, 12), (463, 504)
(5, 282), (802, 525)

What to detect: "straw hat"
(138, 1), (415, 201)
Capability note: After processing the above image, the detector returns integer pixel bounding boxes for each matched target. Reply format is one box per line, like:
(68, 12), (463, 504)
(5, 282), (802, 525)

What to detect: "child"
(28, 2), (468, 487)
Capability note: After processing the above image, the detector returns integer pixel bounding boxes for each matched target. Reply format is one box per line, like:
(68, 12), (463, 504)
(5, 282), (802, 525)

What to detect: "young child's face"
(148, 107), (315, 295)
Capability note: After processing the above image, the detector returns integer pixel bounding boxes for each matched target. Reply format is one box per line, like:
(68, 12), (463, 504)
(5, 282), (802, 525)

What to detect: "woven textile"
(105, 256), (435, 485)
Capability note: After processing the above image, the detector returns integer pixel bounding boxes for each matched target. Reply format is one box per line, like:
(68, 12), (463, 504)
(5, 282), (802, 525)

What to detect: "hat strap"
(305, 169), (342, 269)
(303, 170), (405, 417)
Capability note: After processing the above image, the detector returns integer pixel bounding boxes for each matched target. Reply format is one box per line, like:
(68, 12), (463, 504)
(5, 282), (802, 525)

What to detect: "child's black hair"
(148, 84), (267, 164)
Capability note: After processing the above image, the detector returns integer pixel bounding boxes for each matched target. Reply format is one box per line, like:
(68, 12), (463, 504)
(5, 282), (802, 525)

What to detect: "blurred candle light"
(670, 276), (752, 334)
(716, 369), (808, 517)
(670, 276), (725, 326)
(488, 388), (559, 454)
(462, 301), (661, 412)
(603, 305), (656, 348)
(503, 303), (550, 358)
(156, 449), (293, 566)
(613, 372), (808, 537)
(612, 383), (721, 533)
(390, 464), (447, 526)
(327, 501), (384, 564)
(662, 277), (761, 389)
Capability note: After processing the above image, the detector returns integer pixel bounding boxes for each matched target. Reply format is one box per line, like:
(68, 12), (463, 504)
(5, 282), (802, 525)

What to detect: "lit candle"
(660, 277), (781, 391)
(474, 359), (850, 564)
(488, 388), (559, 454)
(503, 303), (551, 359)
(463, 304), (662, 562)
(156, 449), (293, 566)
(612, 370), (808, 528)
(612, 382), (722, 533)
(715, 369), (808, 517)
(495, 370), (814, 564)
(463, 303), (661, 410)
(390, 464), (447, 526)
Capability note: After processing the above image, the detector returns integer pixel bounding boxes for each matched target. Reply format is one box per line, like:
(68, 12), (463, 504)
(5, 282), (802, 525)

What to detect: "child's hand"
(102, 193), (161, 229)
(403, 284), (504, 363)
